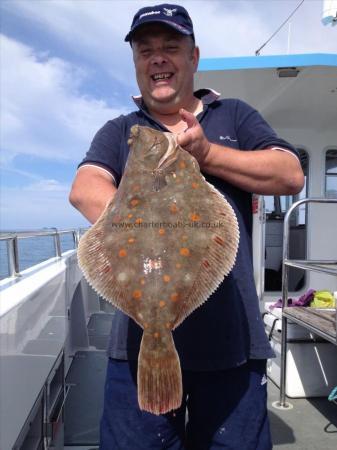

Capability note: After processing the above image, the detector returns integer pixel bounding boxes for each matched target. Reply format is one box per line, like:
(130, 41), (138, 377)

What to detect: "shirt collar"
(131, 88), (220, 110)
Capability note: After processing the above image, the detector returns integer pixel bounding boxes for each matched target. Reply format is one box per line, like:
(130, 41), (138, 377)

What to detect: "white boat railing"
(0, 228), (87, 278)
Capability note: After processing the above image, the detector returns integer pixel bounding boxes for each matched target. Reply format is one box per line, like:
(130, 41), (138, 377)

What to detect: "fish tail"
(137, 329), (182, 415)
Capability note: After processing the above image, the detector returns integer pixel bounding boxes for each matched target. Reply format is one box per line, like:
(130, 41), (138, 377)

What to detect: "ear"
(192, 46), (200, 73)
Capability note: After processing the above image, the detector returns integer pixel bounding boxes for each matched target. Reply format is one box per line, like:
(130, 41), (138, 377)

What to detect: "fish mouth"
(128, 125), (141, 146)
(130, 125), (140, 137)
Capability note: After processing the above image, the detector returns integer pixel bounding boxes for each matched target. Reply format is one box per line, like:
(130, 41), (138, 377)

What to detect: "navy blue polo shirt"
(79, 89), (298, 370)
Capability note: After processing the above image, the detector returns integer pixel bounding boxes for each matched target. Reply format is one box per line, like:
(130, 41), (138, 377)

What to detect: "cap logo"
(139, 10), (160, 20)
(163, 8), (177, 16)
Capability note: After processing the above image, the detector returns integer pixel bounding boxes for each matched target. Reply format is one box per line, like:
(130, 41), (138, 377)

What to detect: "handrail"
(281, 197), (337, 306)
(0, 227), (87, 278)
(0, 228), (86, 240)
(278, 197), (337, 409)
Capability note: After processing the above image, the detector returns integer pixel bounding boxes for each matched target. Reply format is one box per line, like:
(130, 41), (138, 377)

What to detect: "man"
(69, 4), (304, 449)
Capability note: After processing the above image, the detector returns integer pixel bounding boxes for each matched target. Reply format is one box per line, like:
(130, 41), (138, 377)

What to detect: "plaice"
(78, 125), (240, 415)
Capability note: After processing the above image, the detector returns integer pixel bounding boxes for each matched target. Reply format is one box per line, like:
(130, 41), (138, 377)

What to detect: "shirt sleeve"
(234, 99), (300, 159)
(78, 116), (124, 184)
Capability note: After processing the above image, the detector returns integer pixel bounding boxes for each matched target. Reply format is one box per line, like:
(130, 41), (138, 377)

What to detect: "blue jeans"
(100, 358), (272, 450)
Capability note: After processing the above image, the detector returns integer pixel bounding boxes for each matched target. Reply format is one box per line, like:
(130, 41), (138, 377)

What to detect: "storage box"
(263, 307), (319, 340)
(264, 310), (337, 398)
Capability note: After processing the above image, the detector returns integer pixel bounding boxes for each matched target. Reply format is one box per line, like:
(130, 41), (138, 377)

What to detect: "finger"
(177, 130), (191, 148)
(179, 108), (198, 130)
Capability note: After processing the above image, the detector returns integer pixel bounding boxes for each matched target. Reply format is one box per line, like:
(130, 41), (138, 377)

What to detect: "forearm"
(200, 143), (304, 195)
(69, 168), (117, 224)
(72, 191), (115, 224)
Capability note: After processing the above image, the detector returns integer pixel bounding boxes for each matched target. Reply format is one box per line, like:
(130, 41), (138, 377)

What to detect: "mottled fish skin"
(78, 125), (239, 415)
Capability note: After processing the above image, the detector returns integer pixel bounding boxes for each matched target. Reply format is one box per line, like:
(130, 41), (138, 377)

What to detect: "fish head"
(128, 125), (170, 169)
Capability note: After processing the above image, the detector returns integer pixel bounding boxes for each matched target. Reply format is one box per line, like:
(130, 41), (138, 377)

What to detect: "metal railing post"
(74, 230), (80, 248)
(7, 236), (20, 277)
(53, 230), (62, 257)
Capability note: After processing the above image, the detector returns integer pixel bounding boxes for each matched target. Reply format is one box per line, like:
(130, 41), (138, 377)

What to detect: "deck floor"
(64, 313), (337, 449)
(268, 379), (337, 449)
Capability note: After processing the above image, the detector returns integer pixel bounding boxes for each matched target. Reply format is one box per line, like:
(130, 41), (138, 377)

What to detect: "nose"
(150, 49), (167, 65)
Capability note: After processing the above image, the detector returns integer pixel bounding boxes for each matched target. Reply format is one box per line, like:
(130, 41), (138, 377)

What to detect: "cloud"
(0, 34), (130, 165)
(1, 181), (88, 229)
(2, 0), (137, 86)
(4, 0), (337, 63)
(23, 179), (68, 192)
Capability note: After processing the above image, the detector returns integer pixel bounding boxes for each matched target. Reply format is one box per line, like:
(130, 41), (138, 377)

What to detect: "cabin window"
(264, 149), (308, 292)
(325, 149), (337, 198)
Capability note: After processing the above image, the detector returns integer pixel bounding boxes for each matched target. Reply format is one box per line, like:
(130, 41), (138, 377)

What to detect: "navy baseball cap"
(125, 3), (194, 42)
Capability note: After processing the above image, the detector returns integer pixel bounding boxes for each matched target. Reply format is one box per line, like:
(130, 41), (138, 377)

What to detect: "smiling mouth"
(151, 72), (173, 81)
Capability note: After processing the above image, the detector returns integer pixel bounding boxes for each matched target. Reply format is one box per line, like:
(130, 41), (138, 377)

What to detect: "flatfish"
(78, 125), (239, 415)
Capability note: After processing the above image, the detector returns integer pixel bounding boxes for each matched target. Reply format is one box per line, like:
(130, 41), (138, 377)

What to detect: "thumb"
(179, 108), (198, 130)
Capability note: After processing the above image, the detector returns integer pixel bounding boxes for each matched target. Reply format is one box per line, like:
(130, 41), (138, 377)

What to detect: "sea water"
(0, 233), (76, 280)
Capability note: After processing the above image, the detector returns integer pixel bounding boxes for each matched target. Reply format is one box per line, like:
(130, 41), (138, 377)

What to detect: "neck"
(147, 95), (203, 133)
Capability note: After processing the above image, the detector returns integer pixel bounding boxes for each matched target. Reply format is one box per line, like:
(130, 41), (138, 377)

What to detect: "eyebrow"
(133, 33), (183, 46)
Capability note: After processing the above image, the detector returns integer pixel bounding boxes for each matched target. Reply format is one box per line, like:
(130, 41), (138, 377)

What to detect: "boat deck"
(63, 313), (337, 450)
(268, 378), (337, 449)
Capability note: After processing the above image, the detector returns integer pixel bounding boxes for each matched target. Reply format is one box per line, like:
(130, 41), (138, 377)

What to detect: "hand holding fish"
(177, 108), (211, 168)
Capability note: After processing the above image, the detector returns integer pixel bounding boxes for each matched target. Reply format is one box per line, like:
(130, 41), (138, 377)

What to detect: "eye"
(166, 45), (179, 52)
(139, 48), (151, 57)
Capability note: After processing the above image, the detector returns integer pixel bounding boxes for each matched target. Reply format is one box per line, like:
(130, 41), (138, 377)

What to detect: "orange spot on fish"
(181, 235), (188, 241)
(191, 182), (199, 189)
(128, 213), (133, 219)
(132, 290), (142, 300)
(153, 332), (160, 338)
(158, 228), (165, 235)
(118, 249), (127, 257)
(176, 263), (182, 269)
(144, 323), (149, 329)
(130, 198), (140, 207)
(135, 217), (143, 224)
(140, 278), (146, 285)
(171, 293), (179, 302)
(128, 237), (135, 244)
(214, 236), (225, 246)
(180, 247), (190, 257)
(166, 322), (171, 329)
(190, 213), (200, 221)
(170, 203), (178, 214)
(179, 161), (186, 169)
(159, 300), (166, 308)
(132, 184), (140, 192)
(163, 275), (171, 283)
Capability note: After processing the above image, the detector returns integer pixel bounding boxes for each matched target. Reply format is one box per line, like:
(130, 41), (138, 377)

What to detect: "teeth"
(152, 73), (171, 80)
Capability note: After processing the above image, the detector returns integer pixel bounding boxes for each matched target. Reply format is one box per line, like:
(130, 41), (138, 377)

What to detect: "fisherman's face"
(132, 24), (199, 112)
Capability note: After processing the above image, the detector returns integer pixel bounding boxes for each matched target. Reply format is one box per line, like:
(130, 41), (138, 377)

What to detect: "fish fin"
(138, 330), (182, 415)
(156, 133), (179, 171)
(77, 197), (131, 315)
(174, 185), (240, 328)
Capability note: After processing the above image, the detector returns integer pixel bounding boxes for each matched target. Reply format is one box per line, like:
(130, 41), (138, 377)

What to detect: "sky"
(1, 0), (336, 230)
